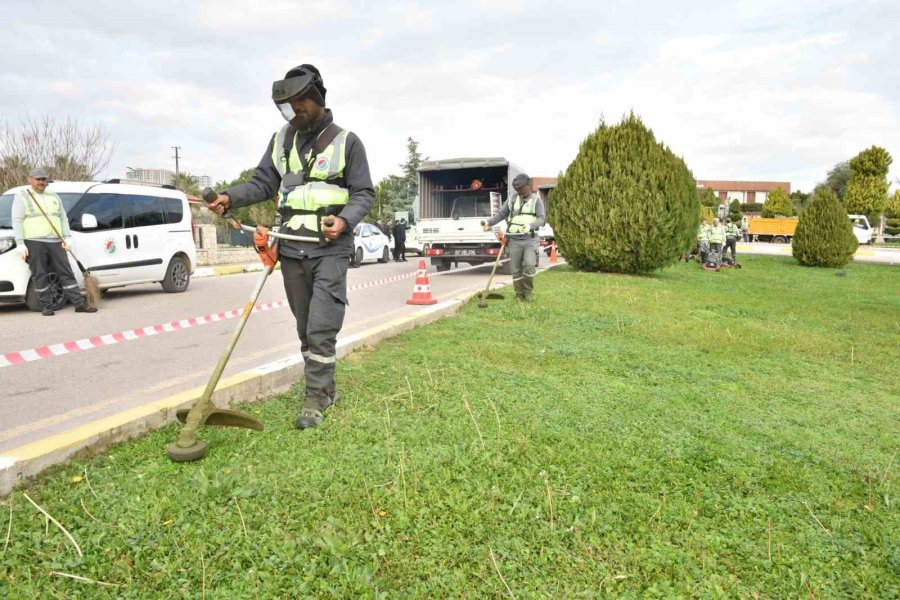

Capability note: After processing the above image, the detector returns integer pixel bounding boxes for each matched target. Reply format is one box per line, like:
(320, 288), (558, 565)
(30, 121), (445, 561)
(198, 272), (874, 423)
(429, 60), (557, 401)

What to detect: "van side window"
(127, 195), (165, 228)
(68, 194), (124, 231)
(161, 197), (184, 224)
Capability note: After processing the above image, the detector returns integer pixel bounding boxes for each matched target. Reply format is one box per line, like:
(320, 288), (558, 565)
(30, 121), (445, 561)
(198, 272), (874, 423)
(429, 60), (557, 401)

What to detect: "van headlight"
(0, 237), (16, 255)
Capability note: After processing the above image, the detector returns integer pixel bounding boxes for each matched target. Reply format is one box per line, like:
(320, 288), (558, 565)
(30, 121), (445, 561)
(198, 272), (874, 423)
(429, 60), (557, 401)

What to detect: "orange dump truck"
(748, 218), (798, 243)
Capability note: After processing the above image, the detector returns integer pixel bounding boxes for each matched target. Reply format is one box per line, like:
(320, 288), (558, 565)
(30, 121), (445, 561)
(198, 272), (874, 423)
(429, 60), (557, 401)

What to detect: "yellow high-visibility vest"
(271, 124), (350, 236)
(19, 190), (64, 239)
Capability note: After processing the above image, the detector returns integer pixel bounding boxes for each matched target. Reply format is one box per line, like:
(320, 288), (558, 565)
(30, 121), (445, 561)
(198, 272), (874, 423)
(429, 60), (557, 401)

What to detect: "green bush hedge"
(792, 188), (858, 267)
(553, 113), (698, 274)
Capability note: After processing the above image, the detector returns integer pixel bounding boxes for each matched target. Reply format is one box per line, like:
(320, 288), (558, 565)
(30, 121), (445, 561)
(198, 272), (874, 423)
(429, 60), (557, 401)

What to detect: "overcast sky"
(2, 0), (897, 193)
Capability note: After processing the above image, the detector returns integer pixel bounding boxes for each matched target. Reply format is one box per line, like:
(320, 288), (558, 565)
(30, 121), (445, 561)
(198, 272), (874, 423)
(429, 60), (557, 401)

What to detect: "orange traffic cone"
(549, 242), (559, 263)
(406, 259), (438, 305)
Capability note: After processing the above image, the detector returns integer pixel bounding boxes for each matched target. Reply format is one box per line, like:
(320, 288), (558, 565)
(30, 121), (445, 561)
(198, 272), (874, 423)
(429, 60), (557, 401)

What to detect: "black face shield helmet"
(271, 66), (323, 122)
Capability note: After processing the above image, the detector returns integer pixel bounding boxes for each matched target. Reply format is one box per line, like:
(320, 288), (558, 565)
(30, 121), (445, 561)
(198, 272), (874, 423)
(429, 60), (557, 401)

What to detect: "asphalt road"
(0, 257), (511, 451)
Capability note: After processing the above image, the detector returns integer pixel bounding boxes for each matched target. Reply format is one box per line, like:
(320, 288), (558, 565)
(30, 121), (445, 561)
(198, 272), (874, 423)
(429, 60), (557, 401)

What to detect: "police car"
(351, 222), (390, 267)
(0, 180), (196, 310)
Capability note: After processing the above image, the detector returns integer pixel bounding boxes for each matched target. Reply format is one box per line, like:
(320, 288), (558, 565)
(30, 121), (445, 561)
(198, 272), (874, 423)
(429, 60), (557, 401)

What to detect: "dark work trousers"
(280, 254), (348, 410)
(508, 234), (540, 299)
(708, 242), (722, 266)
(24, 240), (84, 309)
(724, 237), (737, 261)
(698, 240), (709, 263)
(394, 239), (406, 261)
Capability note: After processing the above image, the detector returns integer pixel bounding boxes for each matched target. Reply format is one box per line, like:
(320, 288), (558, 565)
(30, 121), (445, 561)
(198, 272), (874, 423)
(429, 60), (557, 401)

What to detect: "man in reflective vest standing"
(204, 64), (375, 429)
(483, 173), (546, 302)
(12, 168), (97, 315)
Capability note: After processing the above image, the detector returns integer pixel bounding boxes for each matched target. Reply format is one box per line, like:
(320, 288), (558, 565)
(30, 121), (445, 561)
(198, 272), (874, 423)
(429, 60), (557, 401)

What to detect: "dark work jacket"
(392, 223), (407, 243)
(225, 109), (375, 260)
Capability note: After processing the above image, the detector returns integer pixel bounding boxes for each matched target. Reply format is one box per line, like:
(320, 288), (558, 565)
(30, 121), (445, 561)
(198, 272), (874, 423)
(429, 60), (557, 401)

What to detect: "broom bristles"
(83, 272), (102, 308)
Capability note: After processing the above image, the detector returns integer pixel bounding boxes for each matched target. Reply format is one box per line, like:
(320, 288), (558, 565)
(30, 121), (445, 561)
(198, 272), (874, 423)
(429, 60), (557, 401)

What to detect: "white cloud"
(0, 0), (897, 192)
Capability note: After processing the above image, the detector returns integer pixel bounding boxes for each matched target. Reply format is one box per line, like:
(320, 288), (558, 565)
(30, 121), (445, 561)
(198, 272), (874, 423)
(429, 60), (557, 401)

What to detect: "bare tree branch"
(0, 115), (114, 191)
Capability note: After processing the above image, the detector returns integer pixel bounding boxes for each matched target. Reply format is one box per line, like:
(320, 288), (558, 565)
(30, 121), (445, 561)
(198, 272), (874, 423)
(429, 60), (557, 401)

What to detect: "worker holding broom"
(204, 64), (374, 430)
(483, 174), (546, 302)
(12, 168), (98, 316)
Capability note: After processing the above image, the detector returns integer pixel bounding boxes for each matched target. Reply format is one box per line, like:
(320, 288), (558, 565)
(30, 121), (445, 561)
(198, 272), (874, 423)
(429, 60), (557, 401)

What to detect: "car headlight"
(0, 237), (16, 255)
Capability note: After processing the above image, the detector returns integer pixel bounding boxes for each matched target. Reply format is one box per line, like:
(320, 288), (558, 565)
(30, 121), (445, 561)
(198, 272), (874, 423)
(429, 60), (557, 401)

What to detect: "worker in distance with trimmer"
(205, 64), (374, 430)
(483, 173), (546, 302)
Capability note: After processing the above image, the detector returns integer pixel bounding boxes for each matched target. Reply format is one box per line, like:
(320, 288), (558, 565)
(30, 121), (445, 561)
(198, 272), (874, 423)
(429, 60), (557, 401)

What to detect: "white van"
(848, 214), (873, 244)
(0, 180), (196, 310)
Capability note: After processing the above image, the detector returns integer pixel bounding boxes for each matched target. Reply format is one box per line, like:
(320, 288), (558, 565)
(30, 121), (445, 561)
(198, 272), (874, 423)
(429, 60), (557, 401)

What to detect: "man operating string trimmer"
(205, 64), (375, 429)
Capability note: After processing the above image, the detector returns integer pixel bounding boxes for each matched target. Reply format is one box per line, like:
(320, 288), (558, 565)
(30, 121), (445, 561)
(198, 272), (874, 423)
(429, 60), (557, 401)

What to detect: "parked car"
(0, 180), (196, 310)
(351, 222), (390, 267)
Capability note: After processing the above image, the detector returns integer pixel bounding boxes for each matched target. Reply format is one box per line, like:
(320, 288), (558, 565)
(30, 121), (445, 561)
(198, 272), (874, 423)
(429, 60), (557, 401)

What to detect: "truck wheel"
(435, 260), (451, 272)
(25, 274), (67, 311)
(772, 236), (787, 244)
(161, 256), (190, 293)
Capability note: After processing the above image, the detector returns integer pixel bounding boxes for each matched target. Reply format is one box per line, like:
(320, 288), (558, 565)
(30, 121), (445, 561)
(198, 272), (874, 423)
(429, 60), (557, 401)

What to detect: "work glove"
(481, 222), (491, 232)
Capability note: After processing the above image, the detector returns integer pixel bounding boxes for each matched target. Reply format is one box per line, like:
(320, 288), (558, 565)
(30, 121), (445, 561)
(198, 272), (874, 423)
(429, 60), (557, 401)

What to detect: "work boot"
(296, 389), (340, 430)
(42, 308), (54, 316)
(75, 304), (98, 313)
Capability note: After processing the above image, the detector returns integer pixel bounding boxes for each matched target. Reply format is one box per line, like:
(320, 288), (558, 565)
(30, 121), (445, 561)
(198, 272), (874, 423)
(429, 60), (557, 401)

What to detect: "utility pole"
(171, 146), (181, 188)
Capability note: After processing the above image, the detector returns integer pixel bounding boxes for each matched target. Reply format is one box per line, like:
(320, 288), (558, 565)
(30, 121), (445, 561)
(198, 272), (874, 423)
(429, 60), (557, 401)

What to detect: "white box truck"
(417, 157), (527, 272)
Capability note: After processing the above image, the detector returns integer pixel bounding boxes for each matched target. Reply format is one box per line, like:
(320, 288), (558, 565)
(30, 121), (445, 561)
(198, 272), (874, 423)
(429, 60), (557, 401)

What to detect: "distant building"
(198, 175), (212, 189)
(126, 167), (175, 186)
(697, 180), (791, 205)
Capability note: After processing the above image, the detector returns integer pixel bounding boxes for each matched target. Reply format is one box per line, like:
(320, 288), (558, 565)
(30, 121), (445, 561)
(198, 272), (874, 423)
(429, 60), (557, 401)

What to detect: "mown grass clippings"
(0, 255), (897, 598)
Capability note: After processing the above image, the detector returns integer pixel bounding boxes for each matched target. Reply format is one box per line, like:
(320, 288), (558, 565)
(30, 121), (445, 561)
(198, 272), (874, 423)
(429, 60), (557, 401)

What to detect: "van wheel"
(378, 246), (389, 263)
(25, 274), (67, 311)
(161, 256), (190, 293)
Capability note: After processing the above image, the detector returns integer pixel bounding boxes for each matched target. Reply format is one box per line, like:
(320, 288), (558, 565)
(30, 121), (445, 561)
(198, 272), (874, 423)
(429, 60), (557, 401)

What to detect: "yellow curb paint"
(214, 265), (244, 276)
(1, 371), (257, 463)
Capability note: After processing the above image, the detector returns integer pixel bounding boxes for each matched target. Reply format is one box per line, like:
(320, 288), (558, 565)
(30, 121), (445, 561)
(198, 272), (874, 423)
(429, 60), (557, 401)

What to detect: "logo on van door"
(104, 238), (117, 255)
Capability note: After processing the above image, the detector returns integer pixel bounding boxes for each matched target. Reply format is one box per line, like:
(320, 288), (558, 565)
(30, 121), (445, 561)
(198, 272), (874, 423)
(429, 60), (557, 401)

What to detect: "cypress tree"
(845, 146), (892, 225)
(792, 188), (858, 267)
(552, 113), (698, 274)
(761, 188), (793, 217)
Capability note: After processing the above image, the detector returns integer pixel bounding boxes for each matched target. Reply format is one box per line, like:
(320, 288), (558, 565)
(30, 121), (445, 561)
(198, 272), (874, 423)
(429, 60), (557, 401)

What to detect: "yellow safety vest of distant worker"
(507, 194), (538, 234)
(18, 189), (64, 239)
(271, 125), (351, 237)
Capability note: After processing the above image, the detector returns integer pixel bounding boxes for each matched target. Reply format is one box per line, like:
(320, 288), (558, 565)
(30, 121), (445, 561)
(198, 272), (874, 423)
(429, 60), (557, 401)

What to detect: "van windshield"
(0, 193), (83, 229)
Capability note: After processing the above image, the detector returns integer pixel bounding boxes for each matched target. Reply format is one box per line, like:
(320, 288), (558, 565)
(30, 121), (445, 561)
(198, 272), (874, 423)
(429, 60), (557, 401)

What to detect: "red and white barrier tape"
(0, 260), (502, 368)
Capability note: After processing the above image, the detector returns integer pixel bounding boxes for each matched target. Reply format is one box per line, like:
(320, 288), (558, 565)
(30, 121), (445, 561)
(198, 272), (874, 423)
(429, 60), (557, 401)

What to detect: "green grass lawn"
(2, 255), (897, 598)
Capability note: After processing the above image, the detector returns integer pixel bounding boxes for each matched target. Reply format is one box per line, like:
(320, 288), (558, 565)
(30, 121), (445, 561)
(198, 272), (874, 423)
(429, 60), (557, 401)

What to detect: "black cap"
(512, 174), (531, 189)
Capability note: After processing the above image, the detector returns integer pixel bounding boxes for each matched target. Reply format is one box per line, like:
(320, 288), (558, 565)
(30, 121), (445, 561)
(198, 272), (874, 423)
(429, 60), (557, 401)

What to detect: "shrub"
(792, 188), (858, 267)
(727, 199), (742, 224)
(699, 187), (718, 208)
(553, 113), (698, 274)
(885, 190), (900, 220)
(845, 146), (892, 224)
(741, 202), (764, 214)
(761, 188), (793, 217)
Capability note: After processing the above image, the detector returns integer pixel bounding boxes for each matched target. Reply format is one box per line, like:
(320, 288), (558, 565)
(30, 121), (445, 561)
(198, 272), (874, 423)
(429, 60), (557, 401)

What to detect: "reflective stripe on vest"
(20, 190), (64, 239)
(708, 226), (724, 243)
(507, 193), (538, 234)
(271, 125), (350, 234)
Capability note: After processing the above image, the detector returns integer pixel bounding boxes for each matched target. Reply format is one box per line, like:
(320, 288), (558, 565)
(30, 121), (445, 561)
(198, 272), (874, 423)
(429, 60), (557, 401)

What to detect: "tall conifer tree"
(552, 114), (698, 274)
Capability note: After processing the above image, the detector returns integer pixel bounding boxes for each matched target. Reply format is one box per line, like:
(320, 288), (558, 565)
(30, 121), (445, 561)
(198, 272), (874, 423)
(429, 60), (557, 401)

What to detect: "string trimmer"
(166, 187), (326, 462)
(477, 223), (508, 308)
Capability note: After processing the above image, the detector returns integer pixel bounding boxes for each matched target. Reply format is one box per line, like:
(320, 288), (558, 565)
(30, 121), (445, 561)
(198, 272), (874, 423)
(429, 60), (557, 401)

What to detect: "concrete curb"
(0, 290), (483, 495)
